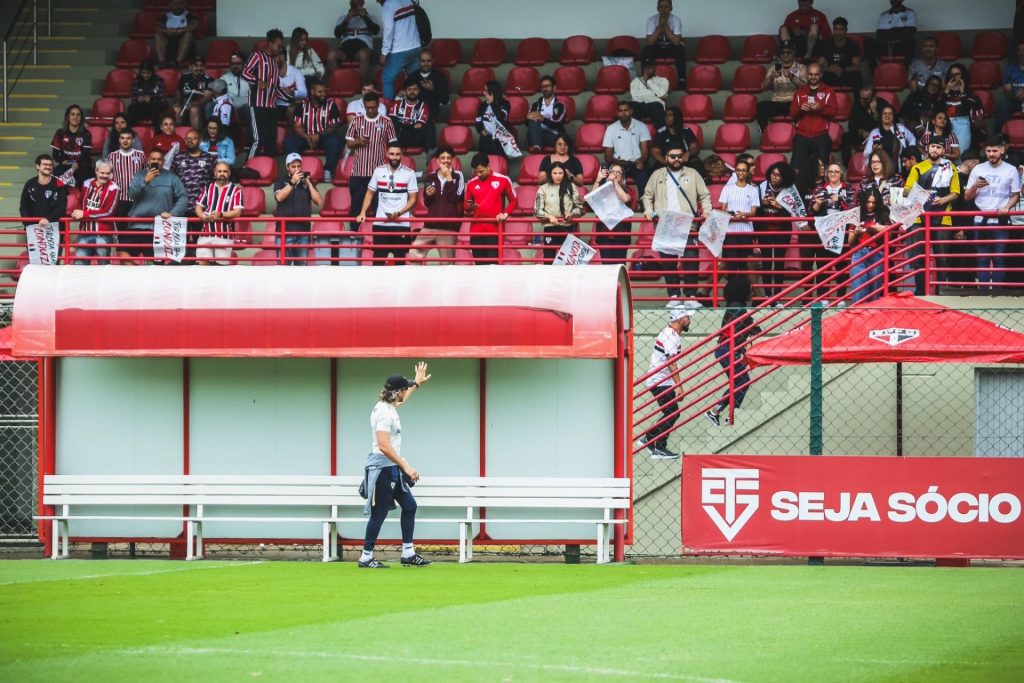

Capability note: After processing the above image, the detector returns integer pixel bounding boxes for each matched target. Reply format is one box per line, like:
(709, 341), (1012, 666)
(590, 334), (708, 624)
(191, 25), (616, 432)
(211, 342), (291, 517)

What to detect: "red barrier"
(681, 454), (1024, 559)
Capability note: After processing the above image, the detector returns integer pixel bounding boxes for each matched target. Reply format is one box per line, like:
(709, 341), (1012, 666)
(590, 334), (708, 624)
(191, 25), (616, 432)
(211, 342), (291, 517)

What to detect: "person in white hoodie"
(378, 0), (422, 100)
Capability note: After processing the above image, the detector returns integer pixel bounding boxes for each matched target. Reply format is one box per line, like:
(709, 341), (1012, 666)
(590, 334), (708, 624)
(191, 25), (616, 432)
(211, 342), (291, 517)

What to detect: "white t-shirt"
(646, 13), (683, 44)
(646, 326), (682, 388)
(968, 161), (1022, 212)
(877, 8), (917, 31)
(370, 400), (401, 456)
(718, 183), (760, 233)
(369, 163), (418, 226)
(602, 119), (651, 163)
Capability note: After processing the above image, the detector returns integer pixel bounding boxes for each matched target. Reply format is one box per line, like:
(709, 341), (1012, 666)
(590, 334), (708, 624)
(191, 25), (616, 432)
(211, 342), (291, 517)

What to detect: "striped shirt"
(242, 49), (289, 108)
(345, 113), (398, 177)
(107, 148), (146, 201)
(381, 0), (420, 56)
(196, 181), (243, 235)
(646, 326), (682, 388)
(294, 99), (342, 136)
(390, 96), (429, 127)
(77, 178), (120, 233)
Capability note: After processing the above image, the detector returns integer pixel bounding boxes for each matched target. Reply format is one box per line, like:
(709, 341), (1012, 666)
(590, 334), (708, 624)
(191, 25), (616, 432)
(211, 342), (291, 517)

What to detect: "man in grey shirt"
(121, 148), (188, 261)
(907, 36), (949, 91)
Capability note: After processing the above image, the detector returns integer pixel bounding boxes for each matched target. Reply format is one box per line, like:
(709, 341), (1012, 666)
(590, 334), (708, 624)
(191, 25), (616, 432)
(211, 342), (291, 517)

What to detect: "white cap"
(285, 152), (302, 165)
(668, 302), (691, 322)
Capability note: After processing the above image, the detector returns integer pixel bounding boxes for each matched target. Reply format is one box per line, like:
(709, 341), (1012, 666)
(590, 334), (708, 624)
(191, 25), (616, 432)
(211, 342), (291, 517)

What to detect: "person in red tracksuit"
(790, 62), (837, 177)
(71, 159), (120, 265)
(464, 152), (517, 264)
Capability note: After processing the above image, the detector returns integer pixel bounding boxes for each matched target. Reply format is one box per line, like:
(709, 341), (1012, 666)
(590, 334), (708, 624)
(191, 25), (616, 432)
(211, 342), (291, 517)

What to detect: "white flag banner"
(697, 209), (731, 259)
(551, 233), (596, 265)
(814, 207), (859, 254)
(775, 185), (809, 230)
(650, 210), (694, 256)
(152, 216), (188, 263)
(889, 183), (932, 229)
(584, 181), (633, 230)
(483, 116), (522, 159)
(25, 222), (60, 265)
(601, 56), (636, 78)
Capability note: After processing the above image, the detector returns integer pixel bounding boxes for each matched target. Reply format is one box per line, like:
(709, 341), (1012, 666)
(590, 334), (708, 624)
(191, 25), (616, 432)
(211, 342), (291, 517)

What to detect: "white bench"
(38, 475), (631, 564)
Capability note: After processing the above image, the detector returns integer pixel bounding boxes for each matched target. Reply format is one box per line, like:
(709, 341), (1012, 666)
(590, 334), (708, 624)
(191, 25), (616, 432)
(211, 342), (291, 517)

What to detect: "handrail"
(3, 0), (52, 123)
(2, 0), (33, 44)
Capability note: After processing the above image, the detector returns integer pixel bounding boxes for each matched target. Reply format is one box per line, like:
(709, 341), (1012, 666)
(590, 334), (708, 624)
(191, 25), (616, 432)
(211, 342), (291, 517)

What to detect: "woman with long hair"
(857, 149), (903, 207)
(475, 80), (514, 157)
(590, 162), (635, 263)
(809, 162), (858, 298)
(863, 104), (917, 170)
(652, 106), (701, 165)
(705, 274), (762, 427)
(125, 60), (167, 128)
(534, 161), (584, 258)
(287, 27), (324, 80)
(918, 110), (960, 161)
(199, 118), (236, 166)
(942, 62), (985, 153)
(755, 160), (798, 301)
(146, 114), (185, 169)
(102, 113), (143, 158)
(50, 103), (93, 187)
(848, 187), (892, 303)
(536, 133), (585, 187)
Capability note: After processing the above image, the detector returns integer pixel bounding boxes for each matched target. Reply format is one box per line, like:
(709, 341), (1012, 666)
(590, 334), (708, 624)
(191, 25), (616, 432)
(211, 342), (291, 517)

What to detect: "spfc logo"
(869, 327), (920, 346)
(490, 180), (500, 189)
(701, 468), (759, 542)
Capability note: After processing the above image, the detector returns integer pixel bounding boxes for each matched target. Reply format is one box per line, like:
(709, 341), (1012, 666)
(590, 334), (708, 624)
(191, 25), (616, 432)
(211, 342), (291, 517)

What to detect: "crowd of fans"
(16, 0), (1024, 302)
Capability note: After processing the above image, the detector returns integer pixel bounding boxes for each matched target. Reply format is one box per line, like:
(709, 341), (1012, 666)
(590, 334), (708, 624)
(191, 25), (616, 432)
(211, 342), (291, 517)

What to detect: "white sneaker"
(772, 302), (784, 309)
(683, 299), (703, 310)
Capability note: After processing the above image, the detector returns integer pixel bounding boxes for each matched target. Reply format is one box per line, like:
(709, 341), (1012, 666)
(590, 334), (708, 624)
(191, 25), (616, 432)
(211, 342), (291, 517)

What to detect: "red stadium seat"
(578, 154), (600, 183)
(760, 122), (795, 152)
(1002, 119), (1024, 149)
(833, 91), (852, 122)
(559, 35), (596, 65)
(514, 38), (551, 66)
(460, 67), (496, 96)
(507, 95), (529, 125)
(156, 68), (180, 95)
(876, 91), (901, 111)
(300, 156), (324, 185)
(553, 66), (586, 95)
(933, 32), (961, 62)
(332, 157), (355, 186)
(828, 122), (843, 151)
(583, 94), (619, 123)
(741, 34), (777, 64)
(430, 39), (462, 68)
(115, 40), (152, 69)
(684, 123), (705, 150)
(516, 155), (544, 184)
(732, 64), (766, 94)
(128, 11), (159, 39)
(448, 96), (480, 126)
(240, 186), (267, 216)
(680, 94), (713, 123)
(87, 125), (107, 152)
(695, 35), (731, 64)
(239, 156), (276, 187)
(487, 155), (508, 176)
(594, 66), (630, 95)
(722, 94), (757, 123)
(439, 125), (474, 154)
(969, 61), (1003, 91)
(560, 97), (577, 123)
(101, 69), (134, 98)
(686, 65), (722, 94)
(975, 89), (996, 118)
(205, 39), (241, 68)
(470, 38), (507, 67)
(654, 65), (678, 90)
(604, 35), (641, 58)
(972, 31), (1008, 61)
(321, 187), (353, 217)
(505, 66), (541, 96)
(752, 153), (786, 182)
(574, 123), (607, 153)
(174, 125), (192, 139)
(308, 39), (330, 66)
(132, 126), (153, 148)
(510, 185), (538, 216)
(846, 152), (865, 183)
(712, 123), (751, 153)
(873, 63), (908, 92)
(89, 97), (123, 125)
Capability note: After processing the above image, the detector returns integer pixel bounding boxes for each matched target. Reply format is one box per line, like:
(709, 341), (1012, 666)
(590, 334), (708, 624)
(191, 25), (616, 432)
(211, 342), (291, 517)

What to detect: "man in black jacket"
(20, 154), (68, 229)
(841, 85), (886, 165)
(526, 74), (567, 153)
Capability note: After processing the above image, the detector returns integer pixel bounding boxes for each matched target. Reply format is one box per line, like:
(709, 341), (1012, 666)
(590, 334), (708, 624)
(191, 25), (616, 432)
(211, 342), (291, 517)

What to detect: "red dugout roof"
(12, 265), (631, 359)
(746, 293), (1024, 367)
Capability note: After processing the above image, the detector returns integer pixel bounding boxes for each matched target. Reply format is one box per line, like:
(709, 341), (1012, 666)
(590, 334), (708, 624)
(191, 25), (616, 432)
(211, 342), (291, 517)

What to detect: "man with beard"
(390, 78), (432, 151)
(242, 28), (291, 158)
(905, 139), (961, 293)
(107, 129), (147, 217)
(790, 62), (837, 174)
(176, 56), (214, 131)
(195, 160), (244, 265)
(285, 79), (343, 183)
(221, 51), (251, 124)
(171, 128), (217, 217)
(356, 143), (418, 265)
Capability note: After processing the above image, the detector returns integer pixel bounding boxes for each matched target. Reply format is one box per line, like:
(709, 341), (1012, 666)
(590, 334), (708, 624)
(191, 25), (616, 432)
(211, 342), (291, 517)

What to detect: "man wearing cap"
(642, 304), (690, 459)
(360, 362), (433, 569)
(273, 152), (322, 264)
(756, 41), (807, 133)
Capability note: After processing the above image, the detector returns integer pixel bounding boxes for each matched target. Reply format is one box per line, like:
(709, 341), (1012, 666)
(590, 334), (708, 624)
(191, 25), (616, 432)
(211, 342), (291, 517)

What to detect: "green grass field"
(1, 560), (1022, 682)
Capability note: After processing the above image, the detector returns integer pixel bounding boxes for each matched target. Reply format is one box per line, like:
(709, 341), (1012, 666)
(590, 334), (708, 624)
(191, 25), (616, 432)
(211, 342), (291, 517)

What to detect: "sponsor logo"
(869, 327), (920, 346)
(701, 468), (759, 541)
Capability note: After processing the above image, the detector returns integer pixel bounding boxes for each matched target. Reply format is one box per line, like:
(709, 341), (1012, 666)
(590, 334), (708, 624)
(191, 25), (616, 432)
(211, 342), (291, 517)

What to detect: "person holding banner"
(857, 149), (903, 208)
(847, 188), (893, 303)
(534, 162), (584, 259)
(904, 139), (961, 293)
(19, 154), (67, 231)
(590, 163), (635, 263)
(475, 81), (516, 158)
(124, 149), (188, 263)
(755, 161), (798, 302)
(808, 163), (857, 296)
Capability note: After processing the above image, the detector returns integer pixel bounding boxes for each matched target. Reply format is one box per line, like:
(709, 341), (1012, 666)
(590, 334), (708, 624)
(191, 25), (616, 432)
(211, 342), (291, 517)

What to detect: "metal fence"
(0, 303), (38, 541)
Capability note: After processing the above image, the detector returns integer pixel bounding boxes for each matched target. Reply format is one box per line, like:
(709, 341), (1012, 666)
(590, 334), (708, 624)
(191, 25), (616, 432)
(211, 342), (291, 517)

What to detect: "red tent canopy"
(0, 326), (15, 361)
(746, 293), (1024, 367)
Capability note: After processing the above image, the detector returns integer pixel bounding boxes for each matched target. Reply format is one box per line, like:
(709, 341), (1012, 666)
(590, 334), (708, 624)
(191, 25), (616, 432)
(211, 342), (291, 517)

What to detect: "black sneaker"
(705, 410), (720, 426)
(400, 553), (432, 567)
(358, 558), (389, 569)
(650, 447), (679, 460)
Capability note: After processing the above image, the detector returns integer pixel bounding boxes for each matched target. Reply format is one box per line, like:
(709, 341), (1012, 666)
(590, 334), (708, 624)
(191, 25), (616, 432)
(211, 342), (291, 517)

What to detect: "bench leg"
(329, 523), (338, 561)
(596, 523), (607, 564)
(195, 522), (204, 560)
(186, 521), (196, 561)
(51, 519), (68, 559)
(459, 522), (467, 563)
(60, 520), (69, 559)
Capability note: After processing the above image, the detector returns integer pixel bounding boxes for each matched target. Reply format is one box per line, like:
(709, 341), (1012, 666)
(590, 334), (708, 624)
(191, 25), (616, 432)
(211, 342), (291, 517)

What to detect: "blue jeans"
(73, 234), (111, 265)
(526, 121), (559, 150)
(714, 345), (750, 412)
(283, 131), (343, 178)
(363, 466), (417, 551)
(976, 224), (1009, 285)
(276, 233), (311, 265)
(950, 116), (971, 153)
(849, 246), (884, 303)
(381, 47), (420, 99)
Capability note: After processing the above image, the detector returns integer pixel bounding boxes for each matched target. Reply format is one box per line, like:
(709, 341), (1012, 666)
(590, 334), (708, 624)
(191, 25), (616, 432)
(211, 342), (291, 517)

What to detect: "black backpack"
(412, 1), (431, 46)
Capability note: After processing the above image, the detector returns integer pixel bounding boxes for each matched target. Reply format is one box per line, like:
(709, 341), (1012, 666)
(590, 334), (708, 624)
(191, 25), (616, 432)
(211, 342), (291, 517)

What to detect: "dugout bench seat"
(38, 475), (631, 564)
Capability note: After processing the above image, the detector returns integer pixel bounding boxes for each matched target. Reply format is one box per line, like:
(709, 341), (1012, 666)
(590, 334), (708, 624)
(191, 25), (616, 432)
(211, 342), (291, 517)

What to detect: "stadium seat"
(132, 126), (153, 148)
(574, 122), (607, 153)
(708, 183), (726, 206)
(741, 34), (777, 64)
(115, 39), (152, 69)
(752, 153), (786, 182)
(507, 95), (529, 125)
(722, 94), (757, 123)
(460, 67), (496, 96)
(560, 97), (578, 123)
(374, 69), (404, 96)
(470, 38), (507, 67)
(686, 65), (722, 94)
(174, 125), (192, 139)
(240, 156), (276, 187)
(300, 156), (324, 185)
(760, 122), (795, 152)
(594, 66), (631, 95)
(876, 91), (901, 111)
(430, 39), (462, 68)
(205, 38), (241, 68)
(680, 94), (713, 123)
(712, 123), (751, 153)
(487, 155), (508, 176)
(559, 35), (596, 65)
(516, 155), (544, 184)
(975, 89), (996, 118)
(439, 125), (474, 154)
(514, 38), (551, 67)
(101, 69), (134, 98)
(604, 35), (641, 58)
(583, 94), (619, 123)
(320, 187), (352, 218)
(448, 96), (480, 126)
(157, 68), (180, 95)
(972, 31), (1008, 61)
(933, 32), (961, 62)
(684, 123), (705, 149)
(969, 61), (1003, 91)
(87, 125), (106, 152)
(128, 11), (160, 39)
(846, 152), (866, 183)
(695, 35), (731, 64)
(308, 40), (330, 66)
(833, 91), (852, 122)
(510, 185), (538, 215)
(828, 122), (843, 151)
(873, 63), (908, 92)
(732, 64), (767, 94)
(88, 97), (123, 125)
(505, 66), (541, 96)
(332, 157), (355, 186)
(1002, 119), (1024, 149)
(578, 154), (600, 183)
(553, 66), (586, 95)
(654, 65), (678, 90)
(240, 186), (267, 216)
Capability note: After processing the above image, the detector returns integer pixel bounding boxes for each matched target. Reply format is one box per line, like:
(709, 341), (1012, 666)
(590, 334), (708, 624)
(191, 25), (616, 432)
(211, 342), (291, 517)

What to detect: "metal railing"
(2, 0), (52, 122)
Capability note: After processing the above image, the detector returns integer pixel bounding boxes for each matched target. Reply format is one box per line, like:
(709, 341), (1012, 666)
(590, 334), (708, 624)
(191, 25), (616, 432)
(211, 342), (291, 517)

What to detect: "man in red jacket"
(789, 62), (837, 176)
(464, 152), (517, 264)
(70, 159), (119, 264)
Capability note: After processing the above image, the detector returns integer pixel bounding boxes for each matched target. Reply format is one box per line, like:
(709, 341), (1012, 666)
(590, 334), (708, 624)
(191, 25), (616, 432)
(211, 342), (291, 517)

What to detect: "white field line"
(0, 561), (265, 586)
(837, 657), (995, 667)
(119, 646), (742, 683)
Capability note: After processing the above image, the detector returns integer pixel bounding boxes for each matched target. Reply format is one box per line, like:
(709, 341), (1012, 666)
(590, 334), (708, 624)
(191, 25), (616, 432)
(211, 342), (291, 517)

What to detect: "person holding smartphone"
(756, 41), (807, 133)
(273, 152), (322, 264)
(123, 149), (188, 263)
